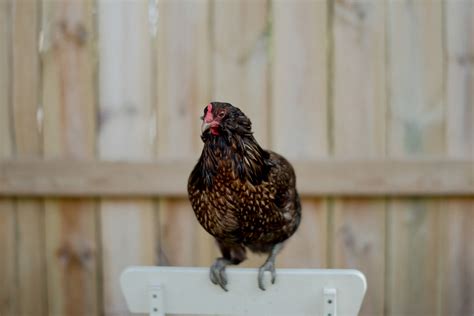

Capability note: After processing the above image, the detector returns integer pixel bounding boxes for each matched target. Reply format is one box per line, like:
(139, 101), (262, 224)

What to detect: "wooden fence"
(0, 0), (473, 316)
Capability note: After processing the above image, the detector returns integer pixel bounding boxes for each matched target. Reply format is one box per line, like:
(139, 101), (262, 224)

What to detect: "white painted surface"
(121, 266), (366, 316)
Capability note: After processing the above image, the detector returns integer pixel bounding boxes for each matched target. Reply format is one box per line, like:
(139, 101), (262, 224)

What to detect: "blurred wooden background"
(0, 0), (473, 315)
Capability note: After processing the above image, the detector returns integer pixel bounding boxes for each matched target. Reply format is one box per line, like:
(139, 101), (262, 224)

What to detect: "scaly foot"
(210, 258), (230, 291)
(257, 243), (283, 290)
(258, 259), (276, 291)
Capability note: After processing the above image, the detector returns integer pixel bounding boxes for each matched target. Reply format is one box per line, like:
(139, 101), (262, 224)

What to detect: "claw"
(257, 243), (283, 290)
(258, 260), (276, 291)
(210, 258), (229, 291)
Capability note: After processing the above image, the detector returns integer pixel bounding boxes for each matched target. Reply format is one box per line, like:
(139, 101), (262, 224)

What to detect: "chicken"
(188, 102), (301, 291)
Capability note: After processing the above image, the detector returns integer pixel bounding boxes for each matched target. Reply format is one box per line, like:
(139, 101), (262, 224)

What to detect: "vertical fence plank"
(0, 1), (17, 315)
(332, 1), (386, 315)
(445, 2), (474, 159)
(212, 0), (269, 268)
(11, 1), (47, 315)
(0, 0), (11, 162)
(0, 202), (16, 316)
(440, 199), (474, 315)
(387, 1), (445, 315)
(41, 1), (99, 315)
(272, 0), (328, 268)
(98, 1), (157, 314)
(213, 0), (269, 147)
(442, 1), (474, 315)
(156, 0), (212, 267)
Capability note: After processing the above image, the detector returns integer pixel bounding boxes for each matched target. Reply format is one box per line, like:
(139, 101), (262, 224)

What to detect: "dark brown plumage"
(188, 102), (301, 291)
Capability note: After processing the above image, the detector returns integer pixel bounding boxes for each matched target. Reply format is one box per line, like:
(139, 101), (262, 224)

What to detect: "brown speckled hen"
(188, 102), (301, 291)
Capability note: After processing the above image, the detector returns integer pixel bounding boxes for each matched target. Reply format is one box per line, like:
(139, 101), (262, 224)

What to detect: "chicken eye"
(218, 111), (225, 118)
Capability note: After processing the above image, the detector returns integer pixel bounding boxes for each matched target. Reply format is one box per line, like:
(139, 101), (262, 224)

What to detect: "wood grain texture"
(332, 0), (386, 157)
(445, 0), (474, 160)
(12, 0), (41, 157)
(0, 199), (16, 316)
(272, 0), (329, 269)
(156, 0), (214, 267)
(0, 2), (17, 315)
(213, 0), (269, 147)
(156, 0), (210, 159)
(333, 200), (385, 314)
(0, 0), (12, 159)
(41, 1), (99, 315)
(1, 159), (473, 197)
(272, 0), (328, 158)
(442, 2), (474, 315)
(332, 1), (386, 315)
(387, 199), (441, 315)
(11, 1), (47, 315)
(386, 1), (445, 315)
(440, 199), (474, 316)
(100, 200), (155, 315)
(98, 1), (157, 314)
(387, 1), (445, 157)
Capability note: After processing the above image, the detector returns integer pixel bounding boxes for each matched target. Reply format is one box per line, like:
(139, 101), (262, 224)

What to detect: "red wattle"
(210, 127), (219, 135)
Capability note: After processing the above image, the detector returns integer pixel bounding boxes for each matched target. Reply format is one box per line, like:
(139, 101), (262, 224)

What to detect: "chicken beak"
(201, 121), (211, 134)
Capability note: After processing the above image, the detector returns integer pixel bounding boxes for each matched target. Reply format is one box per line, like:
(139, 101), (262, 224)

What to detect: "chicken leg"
(258, 243), (283, 290)
(210, 241), (247, 291)
(210, 257), (231, 291)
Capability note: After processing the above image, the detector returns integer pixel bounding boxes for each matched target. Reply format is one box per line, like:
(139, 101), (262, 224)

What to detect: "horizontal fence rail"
(1, 159), (472, 197)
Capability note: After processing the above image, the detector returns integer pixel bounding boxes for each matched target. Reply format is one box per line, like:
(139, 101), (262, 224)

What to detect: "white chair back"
(120, 266), (366, 316)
